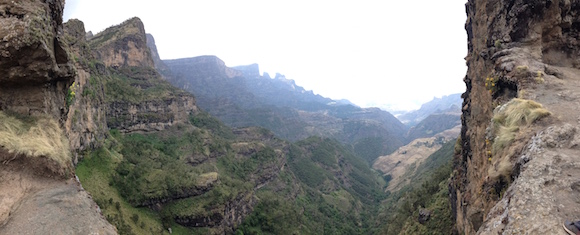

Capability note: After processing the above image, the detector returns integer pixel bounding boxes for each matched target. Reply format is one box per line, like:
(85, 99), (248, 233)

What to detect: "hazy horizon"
(64, 0), (468, 112)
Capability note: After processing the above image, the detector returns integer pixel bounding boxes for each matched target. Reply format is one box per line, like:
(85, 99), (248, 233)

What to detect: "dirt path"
(0, 159), (116, 235)
(478, 66), (580, 234)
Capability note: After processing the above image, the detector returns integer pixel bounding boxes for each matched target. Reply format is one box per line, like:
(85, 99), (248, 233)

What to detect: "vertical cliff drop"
(453, 0), (580, 234)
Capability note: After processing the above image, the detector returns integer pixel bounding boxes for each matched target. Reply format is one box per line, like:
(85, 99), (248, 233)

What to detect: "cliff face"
(145, 33), (170, 75)
(0, 0), (75, 118)
(89, 17), (153, 68)
(0, 0), (115, 234)
(453, 0), (580, 234)
(62, 19), (108, 159)
(88, 18), (198, 133)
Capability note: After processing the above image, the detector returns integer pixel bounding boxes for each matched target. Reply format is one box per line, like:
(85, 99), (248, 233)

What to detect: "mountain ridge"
(157, 51), (408, 163)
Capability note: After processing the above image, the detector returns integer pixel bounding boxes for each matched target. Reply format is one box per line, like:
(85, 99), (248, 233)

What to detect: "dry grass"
(488, 99), (551, 179)
(0, 112), (71, 168)
(491, 99), (551, 154)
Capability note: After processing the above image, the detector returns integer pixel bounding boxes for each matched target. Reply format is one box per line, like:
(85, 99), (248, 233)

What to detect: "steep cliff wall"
(453, 0), (580, 234)
(0, 0), (116, 233)
(0, 0), (75, 119)
(62, 19), (108, 159)
(88, 18), (198, 133)
(89, 17), (153, 68)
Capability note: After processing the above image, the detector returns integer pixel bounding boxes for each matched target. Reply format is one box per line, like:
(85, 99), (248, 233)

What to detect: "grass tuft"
(491, 99), (551, 154)
(489, 98), (551, 178)
(0, 111), (71, 168)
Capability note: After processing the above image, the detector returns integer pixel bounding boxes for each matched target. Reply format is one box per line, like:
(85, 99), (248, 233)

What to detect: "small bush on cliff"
(485, 77), (499, 94)
(0, 111), (71, 171)
(66, 81), (78, 106)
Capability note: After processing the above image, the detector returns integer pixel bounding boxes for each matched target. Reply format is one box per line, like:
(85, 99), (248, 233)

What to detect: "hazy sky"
(64, 0), (467, 111)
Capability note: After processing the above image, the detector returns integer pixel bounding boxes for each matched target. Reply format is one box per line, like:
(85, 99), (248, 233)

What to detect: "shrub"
(66, 82), (78, 106)
(485, 77), (499, 94)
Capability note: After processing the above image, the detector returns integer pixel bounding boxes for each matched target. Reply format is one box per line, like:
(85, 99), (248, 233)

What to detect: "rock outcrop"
(0, 0), (75, 119)
(89, 17), (153, 68)
(88, 18), (198, 133)
(452, 0), (580, 234)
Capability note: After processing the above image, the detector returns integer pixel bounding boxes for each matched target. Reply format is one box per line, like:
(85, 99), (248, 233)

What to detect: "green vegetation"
(379, 140), (456, 235)
(66, 81), (78, 106)
(354, 137), (385, 164)
(78, 116), (289, 234)
(0, 111), (71, 172)
(104, 66), (185, 104)
(236, 137), (387, 235)
(112, 132), (209, 206)
(485, 76), (499, 94)
(190, 111), (235, 139)
(76, 145), (168, 235)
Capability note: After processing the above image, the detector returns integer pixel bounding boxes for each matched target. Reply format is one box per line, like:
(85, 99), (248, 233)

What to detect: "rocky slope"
(452, 0), (580, 234)
(374, 125), (460, 192)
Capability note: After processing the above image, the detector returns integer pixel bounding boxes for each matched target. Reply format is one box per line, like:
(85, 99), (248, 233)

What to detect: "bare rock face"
(107, 93), (197, 133)
(62, 19), (108, 158)
(89, 17), (154, 68)
(452, 0), (580, 234)
(0, 0), (75, 118)
(88, 18), (198, 133)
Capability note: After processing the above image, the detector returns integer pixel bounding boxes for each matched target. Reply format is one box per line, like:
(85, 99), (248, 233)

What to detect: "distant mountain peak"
(145, 33), (170, 74)
(233, 64), (260, 78)
(165, 55), (242, 79)
(398, 93), (462, 127)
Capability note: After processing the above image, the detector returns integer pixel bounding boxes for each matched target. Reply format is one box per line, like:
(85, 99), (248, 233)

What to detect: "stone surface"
(0, 152), (116, 234)
(0, 0), (75, 118)
(452, 0), (580, 234)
